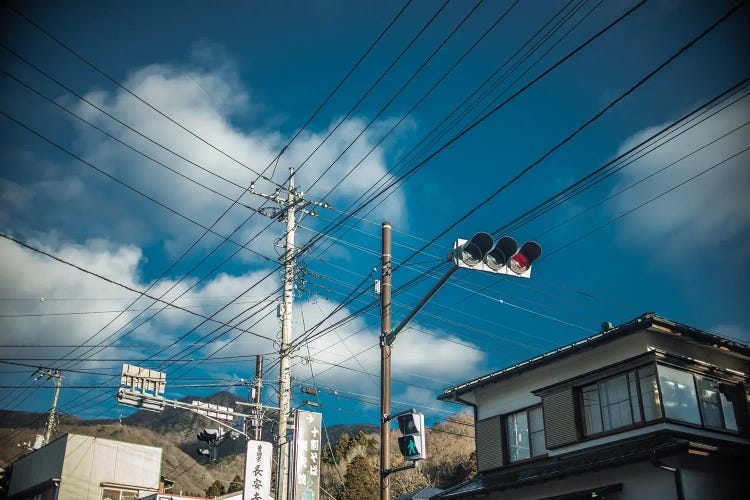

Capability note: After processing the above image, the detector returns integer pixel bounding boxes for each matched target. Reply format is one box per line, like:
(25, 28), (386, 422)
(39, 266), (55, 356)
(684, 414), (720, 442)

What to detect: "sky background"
(0, 0), (748, 437)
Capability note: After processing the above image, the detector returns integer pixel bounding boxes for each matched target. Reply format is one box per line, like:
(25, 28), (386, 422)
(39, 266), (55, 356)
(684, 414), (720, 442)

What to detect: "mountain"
(0, 392), (476, 497)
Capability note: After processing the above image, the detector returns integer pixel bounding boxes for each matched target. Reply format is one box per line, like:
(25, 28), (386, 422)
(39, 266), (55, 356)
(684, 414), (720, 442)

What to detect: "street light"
(379, 225), (542, 500)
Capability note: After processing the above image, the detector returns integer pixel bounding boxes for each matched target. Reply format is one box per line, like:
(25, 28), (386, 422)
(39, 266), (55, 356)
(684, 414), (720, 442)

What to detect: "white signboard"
(191, 400), (235, 421)
(290, 410), (322, 500)
(120, 363), (166, 395)
(244, 440), (273, 500)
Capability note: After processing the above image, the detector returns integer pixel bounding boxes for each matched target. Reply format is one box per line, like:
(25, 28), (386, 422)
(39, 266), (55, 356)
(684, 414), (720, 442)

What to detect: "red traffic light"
(509, 241), (542, 274)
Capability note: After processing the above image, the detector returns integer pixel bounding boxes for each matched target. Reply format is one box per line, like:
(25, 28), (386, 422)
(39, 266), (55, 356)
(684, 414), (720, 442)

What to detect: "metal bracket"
(381, 462), (416, 477)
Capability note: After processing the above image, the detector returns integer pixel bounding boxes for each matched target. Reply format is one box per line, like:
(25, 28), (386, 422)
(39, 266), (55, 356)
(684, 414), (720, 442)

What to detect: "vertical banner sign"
(244, 440), (272, 500)
(290, 409), (322, 500)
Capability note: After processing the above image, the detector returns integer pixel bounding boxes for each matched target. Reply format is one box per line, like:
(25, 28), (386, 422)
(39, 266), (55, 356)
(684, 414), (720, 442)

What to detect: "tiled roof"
(439, 313), (750, 402)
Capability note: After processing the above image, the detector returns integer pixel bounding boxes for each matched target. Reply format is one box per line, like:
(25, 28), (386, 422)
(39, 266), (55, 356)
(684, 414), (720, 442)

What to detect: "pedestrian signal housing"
(397, 411), (426, 461)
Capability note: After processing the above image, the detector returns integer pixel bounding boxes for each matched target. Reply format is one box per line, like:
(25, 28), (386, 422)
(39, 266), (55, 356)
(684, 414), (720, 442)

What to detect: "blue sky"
(0, 0), (748, 434)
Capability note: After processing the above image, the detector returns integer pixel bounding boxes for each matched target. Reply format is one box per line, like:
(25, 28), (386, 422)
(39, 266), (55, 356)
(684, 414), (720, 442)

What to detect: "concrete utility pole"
(37, 368), (64, 445)
(251, 167), (330, 500)
(380, 222), (392, 500)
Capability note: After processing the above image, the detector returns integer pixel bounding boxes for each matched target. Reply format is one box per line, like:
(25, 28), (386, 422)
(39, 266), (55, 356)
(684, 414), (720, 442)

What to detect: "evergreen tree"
(228, 474), (243, 493)
(341, 455), (377, 500)
(205, 479), (226, 498)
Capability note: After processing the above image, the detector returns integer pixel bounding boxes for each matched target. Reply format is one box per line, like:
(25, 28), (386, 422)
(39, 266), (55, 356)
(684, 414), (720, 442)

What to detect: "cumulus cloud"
(610, 96), (750, 266)
(0, 44), (410, 263)
(0, 45), (436, 414)
(0, 236), (484, 411)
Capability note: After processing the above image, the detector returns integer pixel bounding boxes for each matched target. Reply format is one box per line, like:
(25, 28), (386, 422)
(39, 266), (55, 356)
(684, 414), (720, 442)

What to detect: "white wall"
(475, 331), (654, 420)
(58, 434), (161, 500)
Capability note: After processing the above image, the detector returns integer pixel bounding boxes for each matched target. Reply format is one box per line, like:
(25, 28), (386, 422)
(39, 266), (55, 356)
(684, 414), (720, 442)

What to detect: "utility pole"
(252, 354), (264, 440)
(37, 368), (64, 445)
(251, 167), (330, 500)
(380, 222), (392, 500)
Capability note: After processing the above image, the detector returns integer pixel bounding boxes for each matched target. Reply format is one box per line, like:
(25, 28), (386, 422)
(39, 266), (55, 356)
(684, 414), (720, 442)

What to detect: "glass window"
(507, 406), (546, 462)
(600, 374), (633, 430)
(658, 365), (702, 425)
(628, 372), (642, 423)
(529, 406), (546, 457)
(696, 376), (723, 428)
(582, 384), (603, 435)
(638, 365), (663, 421)
(507, 410), (530, 462)
(719, 388), (738, 431)
(101, 488), (138, 500)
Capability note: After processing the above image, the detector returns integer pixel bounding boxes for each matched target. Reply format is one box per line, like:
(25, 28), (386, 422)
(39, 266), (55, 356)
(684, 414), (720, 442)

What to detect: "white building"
(435, 313), (750, 499)
(7, 433), (162, 500)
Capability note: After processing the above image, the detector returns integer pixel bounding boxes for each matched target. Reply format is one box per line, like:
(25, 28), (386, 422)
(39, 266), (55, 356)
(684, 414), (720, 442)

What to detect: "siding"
(542, 388), (578, 448)
(476, 415), (504, 472)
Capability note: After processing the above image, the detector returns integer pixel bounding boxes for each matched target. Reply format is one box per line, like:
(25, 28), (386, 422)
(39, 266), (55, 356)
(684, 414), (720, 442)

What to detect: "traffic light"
(484, 236), (518, 271)
(196, 428), (224, 461)
(509, 241), (542, 275)
(397, 412), (426, 461)
(451, 233), (542, 277)
(457, 232), (494, 266)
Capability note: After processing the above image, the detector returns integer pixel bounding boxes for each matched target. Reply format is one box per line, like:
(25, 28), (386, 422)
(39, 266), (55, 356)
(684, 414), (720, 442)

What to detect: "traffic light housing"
(196, 428), (224, 461)
(451, 233), (541, 277)
(197, 428), (224, 443)
(397, 412), (426, 461)
(484, 236), (518, 271)
(509, 241), (542, 275)
(457, 232), (494, 266)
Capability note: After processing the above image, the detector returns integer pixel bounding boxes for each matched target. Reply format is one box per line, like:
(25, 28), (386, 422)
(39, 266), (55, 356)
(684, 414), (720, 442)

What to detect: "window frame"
(101, 487), (139, 500)
(579, 365), (658, 438)
(504, 404), (548, 464)
(575, 359), (744, 441)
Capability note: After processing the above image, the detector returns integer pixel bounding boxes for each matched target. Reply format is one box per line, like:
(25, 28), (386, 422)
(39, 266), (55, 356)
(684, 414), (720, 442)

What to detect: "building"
(7, 433), (162, 500)
(434, 313), (750, 499)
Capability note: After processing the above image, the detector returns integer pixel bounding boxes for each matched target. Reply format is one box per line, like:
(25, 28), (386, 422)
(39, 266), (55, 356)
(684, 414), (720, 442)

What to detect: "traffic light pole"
(380, 222), (392, 500)
(380, 229), (537, 497)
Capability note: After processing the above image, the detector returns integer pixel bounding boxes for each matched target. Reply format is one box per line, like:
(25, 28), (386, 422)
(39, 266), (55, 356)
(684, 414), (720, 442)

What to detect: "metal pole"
(277, 168), (297, 500)
(40, 369), (63, 445)
(380, 222), (392, 500)
(253, 355), (264, 441)
(386, 266), (458, 344)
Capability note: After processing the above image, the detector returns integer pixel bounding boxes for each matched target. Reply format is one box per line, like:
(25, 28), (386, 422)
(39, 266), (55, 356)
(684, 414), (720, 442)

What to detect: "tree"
(228, 474), (243, 493)
(341, 455), (377, 500)
(205, 479), (226, 498)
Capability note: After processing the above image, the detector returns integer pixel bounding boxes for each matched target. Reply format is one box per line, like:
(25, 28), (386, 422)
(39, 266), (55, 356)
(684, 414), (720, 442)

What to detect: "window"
(101, 488), (138, 500)
(507, 406), (546, 462)
(638, 364), (662, 421)
(658, 365), (739, 431)
(658, 365), (702, 425)
(582, 366), (660, 436)
(580, 363), (740, 438)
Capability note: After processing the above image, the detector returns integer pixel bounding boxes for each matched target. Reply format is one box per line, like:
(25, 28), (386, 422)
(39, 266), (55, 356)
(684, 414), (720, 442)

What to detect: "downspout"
(650, 452), (685, 500)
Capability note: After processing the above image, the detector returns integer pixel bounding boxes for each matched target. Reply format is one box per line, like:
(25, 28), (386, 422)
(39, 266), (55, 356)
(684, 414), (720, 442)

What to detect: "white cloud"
(610, 97), (750, 266)
(1, 45), (411, 262)
(0, 236), (480, 411)
(297, 298), (485, 396)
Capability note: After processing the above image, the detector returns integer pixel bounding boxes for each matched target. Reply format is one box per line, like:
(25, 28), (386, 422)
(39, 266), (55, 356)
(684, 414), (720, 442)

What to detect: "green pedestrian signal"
(396, 412), (426, 461)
